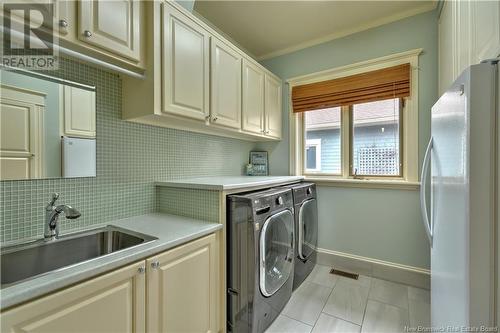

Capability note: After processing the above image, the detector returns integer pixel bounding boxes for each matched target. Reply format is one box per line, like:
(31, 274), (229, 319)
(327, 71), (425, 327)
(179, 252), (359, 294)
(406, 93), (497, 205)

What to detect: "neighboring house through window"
(305, 139), (322, 172)
(289, 49), (421, 188)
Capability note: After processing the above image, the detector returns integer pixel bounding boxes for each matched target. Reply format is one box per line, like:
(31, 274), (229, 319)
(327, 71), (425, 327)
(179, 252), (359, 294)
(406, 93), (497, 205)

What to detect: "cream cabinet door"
(0, 85), (45, 180)
(1, 261), (146, 333)
(147, 234), (218, 333)
(63, 86), (96, 138)
(264, 74), (282, 139)
(162, 2), (210, 122)
(210, 38), (242, 129)
(242, 59), (265, 135)
(471, 0), (500, 64)
(438, 0), (456, 95)
(78, 0), (142, 62)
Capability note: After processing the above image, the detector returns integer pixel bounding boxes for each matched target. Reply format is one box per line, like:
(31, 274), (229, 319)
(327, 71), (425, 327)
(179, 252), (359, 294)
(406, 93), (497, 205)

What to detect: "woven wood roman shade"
(292, 63), (411, 113)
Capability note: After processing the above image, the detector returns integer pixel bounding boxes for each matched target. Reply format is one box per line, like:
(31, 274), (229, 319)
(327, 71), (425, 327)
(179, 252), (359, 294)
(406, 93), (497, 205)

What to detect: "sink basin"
(0, 226), (157, 288)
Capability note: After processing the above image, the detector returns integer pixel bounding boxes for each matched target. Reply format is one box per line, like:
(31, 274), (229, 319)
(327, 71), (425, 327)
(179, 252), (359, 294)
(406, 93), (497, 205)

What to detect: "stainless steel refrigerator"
(420, 61), (498, 328)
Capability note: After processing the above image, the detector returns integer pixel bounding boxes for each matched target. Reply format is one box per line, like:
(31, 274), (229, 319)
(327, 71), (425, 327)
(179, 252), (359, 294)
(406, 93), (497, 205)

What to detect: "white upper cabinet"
(439, 0), (500, 94)
(210, 38), (242, 129)
(471, 0), (500, 64)
(162, 3), (210, 121)
(242, 59), (265, 135)
(438, 1), (455, 95)
(63, 86), (96, 138)
(79, 0), (142, 63)
(122, 1), (282, 141)
(265, 74), (282, 139)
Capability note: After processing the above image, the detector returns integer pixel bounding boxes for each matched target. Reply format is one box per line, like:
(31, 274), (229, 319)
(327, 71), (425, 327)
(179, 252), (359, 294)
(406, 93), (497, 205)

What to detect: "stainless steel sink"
(0, 226), (156, 288)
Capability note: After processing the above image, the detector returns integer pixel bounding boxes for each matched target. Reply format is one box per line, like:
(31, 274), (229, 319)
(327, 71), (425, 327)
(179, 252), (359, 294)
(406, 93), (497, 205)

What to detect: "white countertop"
(155, 176), (304, 191)
(0, 213), (222, 310)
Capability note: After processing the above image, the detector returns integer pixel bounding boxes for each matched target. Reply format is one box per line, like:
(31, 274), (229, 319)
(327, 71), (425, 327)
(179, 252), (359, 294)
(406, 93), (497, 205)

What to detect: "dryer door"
(259, 209), (294, 297)
(298, 198), (318, 260)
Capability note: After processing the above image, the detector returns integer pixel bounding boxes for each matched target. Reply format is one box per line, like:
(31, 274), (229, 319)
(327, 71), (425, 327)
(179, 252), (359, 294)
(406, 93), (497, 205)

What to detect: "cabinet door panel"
(163, 3), (210, 121)
(264, 74), (282, 139)
(63, 86), (96, 138)
(211, 38), (242, 129)
(242, 59), (265, 135)
(147, 234), (217, 333)
(0, 86), (44, 180)
(471, 0), (500, 63)
(1, 261), (146, 333)
(79, 0), (141, 62)
(438, 0), (455, 95)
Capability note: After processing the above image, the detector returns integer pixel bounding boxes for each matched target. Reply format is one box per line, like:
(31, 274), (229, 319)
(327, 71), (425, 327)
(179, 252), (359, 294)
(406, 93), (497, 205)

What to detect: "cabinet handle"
(151, 261), (160, 269)
(83, 30), (92, 38)
(212, 116), (218, 122)
(59, 19), (68, 28)
(137, 266), (146, 274)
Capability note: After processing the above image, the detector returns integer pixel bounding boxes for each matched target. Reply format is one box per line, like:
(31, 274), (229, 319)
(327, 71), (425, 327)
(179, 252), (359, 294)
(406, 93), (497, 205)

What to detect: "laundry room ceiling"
(194, 0), (437, 60)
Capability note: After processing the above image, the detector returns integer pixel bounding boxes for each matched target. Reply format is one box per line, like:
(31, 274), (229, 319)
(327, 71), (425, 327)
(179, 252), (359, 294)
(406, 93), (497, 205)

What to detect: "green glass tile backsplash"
(157, 187), (220, 223)
(0, 58), (255, 242)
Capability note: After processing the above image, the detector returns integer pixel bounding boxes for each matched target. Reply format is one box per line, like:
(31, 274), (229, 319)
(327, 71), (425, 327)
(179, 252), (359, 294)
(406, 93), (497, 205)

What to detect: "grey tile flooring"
(312, 313), (361, 333)
(368, 278), (409, 310)
(266, 315), (313, 333)
(361, 300), (409, 333)
(265, 264), (430, 333)
(408, 287), (431, 328)
(282, 281), (332, 325)
(306, 265), (339, 288)
(322, 279), (370, 325)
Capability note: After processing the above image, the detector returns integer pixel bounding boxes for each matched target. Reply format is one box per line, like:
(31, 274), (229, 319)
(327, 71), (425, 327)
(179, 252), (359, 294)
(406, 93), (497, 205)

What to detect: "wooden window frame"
(289, 49), (422, 190)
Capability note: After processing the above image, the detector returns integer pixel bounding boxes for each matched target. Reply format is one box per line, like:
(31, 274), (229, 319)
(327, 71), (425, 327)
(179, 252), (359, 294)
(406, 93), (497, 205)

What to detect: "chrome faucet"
(44, 193), (81, 240)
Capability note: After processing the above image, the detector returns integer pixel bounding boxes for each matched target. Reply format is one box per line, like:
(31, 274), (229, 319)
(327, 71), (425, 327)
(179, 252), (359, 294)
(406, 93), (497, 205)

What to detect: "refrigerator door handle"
(420, 137), (433, 246)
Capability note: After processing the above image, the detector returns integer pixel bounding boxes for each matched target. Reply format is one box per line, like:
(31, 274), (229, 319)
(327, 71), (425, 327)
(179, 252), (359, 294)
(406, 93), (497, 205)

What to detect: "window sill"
(304, 177), (420, 190)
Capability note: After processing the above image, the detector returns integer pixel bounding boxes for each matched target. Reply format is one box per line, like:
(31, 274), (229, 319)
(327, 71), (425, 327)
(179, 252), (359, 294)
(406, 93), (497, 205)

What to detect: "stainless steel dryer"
(227, 188), (294, 333)
(284, 182), (318, 290)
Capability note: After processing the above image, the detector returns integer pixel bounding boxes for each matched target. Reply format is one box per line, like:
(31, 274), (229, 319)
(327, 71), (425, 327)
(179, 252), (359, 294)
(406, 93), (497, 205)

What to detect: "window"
(305, 139), (322, 171)
(289, 49), (421, 187)
(351, 98), (402, 177)
(302, 99), (402, 178)
(304, 107), (341, 174)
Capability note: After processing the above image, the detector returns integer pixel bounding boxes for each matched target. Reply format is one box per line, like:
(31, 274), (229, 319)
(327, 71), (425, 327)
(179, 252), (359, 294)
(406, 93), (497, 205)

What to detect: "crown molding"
(257, 1), (436, 61)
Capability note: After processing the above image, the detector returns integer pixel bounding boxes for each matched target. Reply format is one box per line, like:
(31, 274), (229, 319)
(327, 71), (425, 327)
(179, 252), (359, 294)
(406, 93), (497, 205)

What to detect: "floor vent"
(329, 268), (359, 280)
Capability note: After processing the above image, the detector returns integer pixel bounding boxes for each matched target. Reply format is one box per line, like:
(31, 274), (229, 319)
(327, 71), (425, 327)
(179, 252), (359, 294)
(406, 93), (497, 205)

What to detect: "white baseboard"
(316, 247), (430, 290)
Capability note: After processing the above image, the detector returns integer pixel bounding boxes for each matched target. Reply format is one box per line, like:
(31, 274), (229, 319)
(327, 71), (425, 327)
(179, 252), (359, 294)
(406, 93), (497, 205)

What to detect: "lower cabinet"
(1, 234), (218, 333)
(147, 234), (218, 333)
(1, 261), (146, 333)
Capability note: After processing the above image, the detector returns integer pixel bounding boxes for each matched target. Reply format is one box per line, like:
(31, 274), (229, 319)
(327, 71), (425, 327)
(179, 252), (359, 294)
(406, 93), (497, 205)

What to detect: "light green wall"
(259, 10), (439, 269)
(2, 71), (61, 178)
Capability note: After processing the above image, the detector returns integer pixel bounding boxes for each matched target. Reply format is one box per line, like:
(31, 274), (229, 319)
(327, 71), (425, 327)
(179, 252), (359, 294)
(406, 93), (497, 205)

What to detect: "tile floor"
(266, 264), (430, 333)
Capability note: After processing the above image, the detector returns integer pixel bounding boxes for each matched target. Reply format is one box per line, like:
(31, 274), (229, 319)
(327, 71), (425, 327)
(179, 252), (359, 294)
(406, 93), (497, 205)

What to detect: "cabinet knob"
(205, 115), (211, 121)
(151, 261), (160, 269)
(83, 30), (92, 38)
(212, 116), (218, 122)
(137, 266), (146, 274)
(59, 19), (68, 28)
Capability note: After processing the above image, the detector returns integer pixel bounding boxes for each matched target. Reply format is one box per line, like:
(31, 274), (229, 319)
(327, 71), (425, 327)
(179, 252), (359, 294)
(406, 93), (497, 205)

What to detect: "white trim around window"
(288, 48), (422, 190)
(305, 139), (322, 172)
